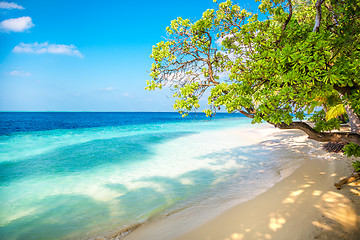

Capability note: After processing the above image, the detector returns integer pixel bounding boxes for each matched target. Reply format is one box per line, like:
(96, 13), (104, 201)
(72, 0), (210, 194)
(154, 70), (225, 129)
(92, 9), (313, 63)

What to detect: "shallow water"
(0, 112), (298, 239)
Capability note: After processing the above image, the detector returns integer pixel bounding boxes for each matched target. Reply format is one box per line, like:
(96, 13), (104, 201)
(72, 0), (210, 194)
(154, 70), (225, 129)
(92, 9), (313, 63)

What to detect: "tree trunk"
(344, 104), (360, 134)
(313, 0), (325, 32)
(334, 171), (360, 190)
(275, 121), (360, 145)
(336, 92), (360, 134)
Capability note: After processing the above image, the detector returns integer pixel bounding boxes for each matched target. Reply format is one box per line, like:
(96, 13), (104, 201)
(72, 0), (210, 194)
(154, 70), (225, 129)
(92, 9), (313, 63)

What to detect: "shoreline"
(174, 155), (360, 240)
(121, 129), (360, 240)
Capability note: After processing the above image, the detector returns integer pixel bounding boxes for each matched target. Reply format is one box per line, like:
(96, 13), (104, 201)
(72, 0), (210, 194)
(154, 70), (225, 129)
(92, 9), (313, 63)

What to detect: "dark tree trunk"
(275, 121), (360, 145)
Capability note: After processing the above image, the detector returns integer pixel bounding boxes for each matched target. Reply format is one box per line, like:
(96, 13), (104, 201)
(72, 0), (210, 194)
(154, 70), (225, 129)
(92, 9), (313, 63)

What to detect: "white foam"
(0, 118), (251, 163)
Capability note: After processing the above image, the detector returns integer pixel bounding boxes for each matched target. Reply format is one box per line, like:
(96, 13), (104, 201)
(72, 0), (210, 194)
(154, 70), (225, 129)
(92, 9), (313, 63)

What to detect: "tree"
(146, 0), (360, 156)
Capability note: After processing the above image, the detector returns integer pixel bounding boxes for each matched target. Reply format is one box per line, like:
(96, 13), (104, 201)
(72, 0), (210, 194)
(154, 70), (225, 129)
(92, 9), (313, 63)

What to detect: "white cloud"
(0, 16), (34, 32)
(12, 42), (84, 58)
(9, 70), (31, 77)
(0, 1), (24, 9)
(99, 87), (115, 91)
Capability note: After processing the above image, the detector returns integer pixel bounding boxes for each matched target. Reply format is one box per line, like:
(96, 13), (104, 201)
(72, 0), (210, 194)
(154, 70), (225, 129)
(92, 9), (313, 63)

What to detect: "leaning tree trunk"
(275, 122), (360, 145)
(337, 92), (360, 134)
(344, 104), (360, 134)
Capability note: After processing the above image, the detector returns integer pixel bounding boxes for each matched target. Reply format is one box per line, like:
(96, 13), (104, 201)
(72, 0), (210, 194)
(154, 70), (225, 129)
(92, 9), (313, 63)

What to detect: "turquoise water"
(0, 113), (285, 239)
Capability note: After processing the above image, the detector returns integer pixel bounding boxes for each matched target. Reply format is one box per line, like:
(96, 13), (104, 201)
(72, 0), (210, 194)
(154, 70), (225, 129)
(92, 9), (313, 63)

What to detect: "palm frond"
(326, 104), (346, 121)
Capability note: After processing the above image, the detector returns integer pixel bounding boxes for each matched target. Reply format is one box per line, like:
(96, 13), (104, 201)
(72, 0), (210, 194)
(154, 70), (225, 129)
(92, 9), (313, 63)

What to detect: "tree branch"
(238, 109), (254, 118)
(334, 171), (360, 190)
(282, 0), (293, 32)
(275, 121), (360, 145)
(313, 0), (325, 32)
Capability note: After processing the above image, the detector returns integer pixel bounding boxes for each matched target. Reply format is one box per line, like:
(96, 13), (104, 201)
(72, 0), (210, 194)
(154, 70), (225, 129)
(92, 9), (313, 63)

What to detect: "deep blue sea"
(0, 112), (290, 239)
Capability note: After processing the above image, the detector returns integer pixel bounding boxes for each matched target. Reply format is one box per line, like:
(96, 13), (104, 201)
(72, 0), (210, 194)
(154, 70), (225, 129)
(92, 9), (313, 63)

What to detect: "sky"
(0, 0), (259, 112)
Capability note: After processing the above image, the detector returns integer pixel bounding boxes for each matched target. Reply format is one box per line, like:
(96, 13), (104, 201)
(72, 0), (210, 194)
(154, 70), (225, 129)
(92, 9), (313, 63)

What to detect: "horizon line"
(0, 110), (232, 113)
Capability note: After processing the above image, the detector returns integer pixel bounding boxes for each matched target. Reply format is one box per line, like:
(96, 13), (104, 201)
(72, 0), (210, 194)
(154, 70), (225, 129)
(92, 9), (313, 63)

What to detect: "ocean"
(0, 112), (297, 239)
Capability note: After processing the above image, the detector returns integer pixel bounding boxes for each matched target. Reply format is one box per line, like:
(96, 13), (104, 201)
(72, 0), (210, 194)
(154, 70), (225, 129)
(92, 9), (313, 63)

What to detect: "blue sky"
(0, 0), (258, 112)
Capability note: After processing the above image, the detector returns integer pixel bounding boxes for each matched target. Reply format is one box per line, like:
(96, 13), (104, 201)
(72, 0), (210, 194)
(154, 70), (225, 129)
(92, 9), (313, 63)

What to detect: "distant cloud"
(13, 42), (84, 58)
(9, 70), (31, 77)
(99, 87), (115, 92)
(0, 16), (34, 32)
(0, 1), (24, 9)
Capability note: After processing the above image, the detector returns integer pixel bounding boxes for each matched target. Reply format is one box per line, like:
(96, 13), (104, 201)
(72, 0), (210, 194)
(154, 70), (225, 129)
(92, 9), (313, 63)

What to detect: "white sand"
(120, 126), (360, 240)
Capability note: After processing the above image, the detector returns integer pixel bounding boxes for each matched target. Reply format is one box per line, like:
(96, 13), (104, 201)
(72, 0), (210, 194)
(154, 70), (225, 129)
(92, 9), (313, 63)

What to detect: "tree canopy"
(146, 0), (360, 157)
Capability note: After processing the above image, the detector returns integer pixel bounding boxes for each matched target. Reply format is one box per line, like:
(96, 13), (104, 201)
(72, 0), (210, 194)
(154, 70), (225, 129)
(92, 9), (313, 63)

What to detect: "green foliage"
(145, 80), (162, 91)
(147, 0), (360, 145)
(352, 161), (360, 172)
(295, 111), (306, 121)
(314, 118), (341, 132)
(172, 83), (201, 114)
(150, 41), (175, 65)
(349, 89), (360, 115)
(309, 110), (341, 132)
(345, 144), (360, 173)
(203, 109), (214, 117)
(344, 143), (360, 158)
(309, 110), (325, 124)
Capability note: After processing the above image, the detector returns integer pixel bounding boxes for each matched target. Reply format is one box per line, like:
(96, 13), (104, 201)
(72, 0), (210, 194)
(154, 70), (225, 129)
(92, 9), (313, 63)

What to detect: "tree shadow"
(192, 157), (360, 240)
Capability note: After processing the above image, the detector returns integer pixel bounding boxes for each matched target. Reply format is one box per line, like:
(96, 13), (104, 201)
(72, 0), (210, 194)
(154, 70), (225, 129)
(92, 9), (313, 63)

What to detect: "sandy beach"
(122, 128), (360, 240)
